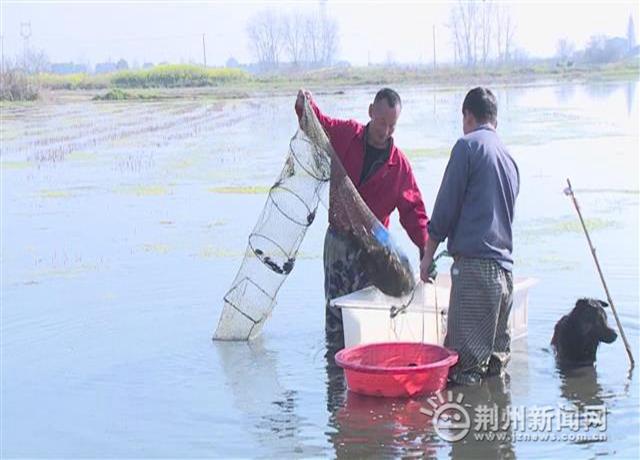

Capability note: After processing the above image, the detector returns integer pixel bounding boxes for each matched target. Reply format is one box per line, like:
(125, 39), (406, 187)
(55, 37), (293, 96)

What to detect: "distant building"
(226, 57), (240, 68)
(95, 62), (117, 74)
(50, 62), (88, 74)
(585, 35), (637, 63)
(143, 62), (154, 69)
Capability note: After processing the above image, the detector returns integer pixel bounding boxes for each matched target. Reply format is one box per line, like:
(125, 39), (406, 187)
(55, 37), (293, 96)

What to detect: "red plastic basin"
(334, 342), (458, 397)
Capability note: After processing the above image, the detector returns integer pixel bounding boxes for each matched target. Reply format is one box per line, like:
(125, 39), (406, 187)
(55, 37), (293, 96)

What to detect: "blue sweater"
(428, 125), (519, 271)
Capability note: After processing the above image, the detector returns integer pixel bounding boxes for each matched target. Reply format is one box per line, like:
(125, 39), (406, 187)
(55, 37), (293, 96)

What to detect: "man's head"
(368, 88), (402, 149)
(462, 87), (498, 134)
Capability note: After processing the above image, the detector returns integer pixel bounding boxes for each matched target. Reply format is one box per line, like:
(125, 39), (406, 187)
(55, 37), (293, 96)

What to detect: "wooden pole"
(202, 33), (207, 68)
(564, 178), (635, 367)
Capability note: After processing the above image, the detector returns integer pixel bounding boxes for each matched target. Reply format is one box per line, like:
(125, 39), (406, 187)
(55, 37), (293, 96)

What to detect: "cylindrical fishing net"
(213, 99), (415, 341)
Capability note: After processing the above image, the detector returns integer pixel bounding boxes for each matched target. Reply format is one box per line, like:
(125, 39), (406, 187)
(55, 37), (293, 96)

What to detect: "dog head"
(571, 298), (618, 345)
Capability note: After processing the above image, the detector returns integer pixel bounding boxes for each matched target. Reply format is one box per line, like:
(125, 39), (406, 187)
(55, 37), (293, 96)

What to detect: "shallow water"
(1, 80), (638, 458)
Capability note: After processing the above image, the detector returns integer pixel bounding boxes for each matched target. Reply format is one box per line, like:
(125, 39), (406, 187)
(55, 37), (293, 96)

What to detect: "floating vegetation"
(142, 243), (170, 254)
(119, 185), (169, 196)
(549, 217), (618, 233)
(1, 161), (31, 170)
(65, 151), (96, 161)
(39, 189), (73, 199)
(198, 245), (239, 258)
(208, 186), (271, 194)
(404, 147), (450, 158)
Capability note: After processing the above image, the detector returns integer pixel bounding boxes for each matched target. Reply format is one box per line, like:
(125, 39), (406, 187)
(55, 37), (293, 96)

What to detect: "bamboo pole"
(564, 178), (634, 367)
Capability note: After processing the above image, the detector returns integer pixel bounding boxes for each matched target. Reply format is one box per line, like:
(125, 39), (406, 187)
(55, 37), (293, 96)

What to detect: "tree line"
(447, 0), (518, 67)
(245, 9), (339, 70)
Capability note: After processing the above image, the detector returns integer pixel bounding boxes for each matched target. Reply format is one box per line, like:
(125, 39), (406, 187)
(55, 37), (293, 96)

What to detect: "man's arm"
(396, 160), (429, 260)
(420, 139), (470, 280)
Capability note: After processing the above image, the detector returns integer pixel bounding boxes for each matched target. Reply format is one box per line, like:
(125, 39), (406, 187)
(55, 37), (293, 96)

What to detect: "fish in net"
(213, 98), (415, 341)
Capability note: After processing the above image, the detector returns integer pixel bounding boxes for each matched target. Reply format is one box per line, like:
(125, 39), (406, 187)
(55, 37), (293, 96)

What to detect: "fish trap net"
(213, 99), (415, 341)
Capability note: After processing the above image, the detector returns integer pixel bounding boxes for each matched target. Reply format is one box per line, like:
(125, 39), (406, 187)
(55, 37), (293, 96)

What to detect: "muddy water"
(1, 80), (638, 458)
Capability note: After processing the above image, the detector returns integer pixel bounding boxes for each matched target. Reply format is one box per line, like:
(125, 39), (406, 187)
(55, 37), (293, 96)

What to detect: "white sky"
(1, 0), (639, 67)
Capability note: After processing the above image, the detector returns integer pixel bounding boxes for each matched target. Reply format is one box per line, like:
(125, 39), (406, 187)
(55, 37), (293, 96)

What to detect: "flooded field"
(1, 80), (638, 458)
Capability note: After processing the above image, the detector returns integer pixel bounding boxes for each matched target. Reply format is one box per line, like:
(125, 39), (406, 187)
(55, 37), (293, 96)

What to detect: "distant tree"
(448, 1), (479, 67)
(556, 38), (575, 62)
(246, 8), (339, 70)
(282, 11), (305, 66)
(584, 35), (615, 63)
(448, 0), (502, 67)
(246, 9), (284, 70)
(320, 14), (339, 65)
(494, 3), (515, 63)
(116, 59), (129, 70)
(479, 0), (493, 65)
(303, 13), (322, 66)
(22, 47), (50, 74)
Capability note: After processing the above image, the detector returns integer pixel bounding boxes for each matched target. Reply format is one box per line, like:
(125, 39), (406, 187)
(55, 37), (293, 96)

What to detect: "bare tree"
(303, 13), (322, 66)
(480, 0), (494, 65)
(495, 3), (515, 63)
(22, 47), (50, 74)
(282, 11), (305, 66)
(246, 8), (339, 70)
(448, 0), (485, 67)
(319, 14), (339, 65)
(246, 9), (284, 70)
(556, 38), (575, 62)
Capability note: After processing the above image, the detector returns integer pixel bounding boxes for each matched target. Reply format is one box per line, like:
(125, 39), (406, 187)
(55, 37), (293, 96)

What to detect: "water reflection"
(216, 339), (304, 455)
(447, 375), (515, 460)
(325, 333), (517, 459)
(626, 80), (637, 115)
(554, 84), (577, 105)
(324, 341), (440, 458)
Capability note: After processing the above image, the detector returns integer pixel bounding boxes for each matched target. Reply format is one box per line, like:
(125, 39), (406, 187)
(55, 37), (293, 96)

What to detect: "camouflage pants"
(444, 257), (514, 385)
(323, 227), (371, 349)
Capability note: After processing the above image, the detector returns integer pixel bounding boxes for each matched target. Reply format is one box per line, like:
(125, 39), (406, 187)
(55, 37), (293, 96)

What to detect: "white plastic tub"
(330, 274), (538, 348)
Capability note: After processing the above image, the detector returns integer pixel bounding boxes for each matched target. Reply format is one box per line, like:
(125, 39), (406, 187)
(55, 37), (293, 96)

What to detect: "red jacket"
(297, 98), (429, 250)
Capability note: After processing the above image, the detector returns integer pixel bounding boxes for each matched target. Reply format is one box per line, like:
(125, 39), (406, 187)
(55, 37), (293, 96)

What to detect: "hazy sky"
(1, 0), (639, 67)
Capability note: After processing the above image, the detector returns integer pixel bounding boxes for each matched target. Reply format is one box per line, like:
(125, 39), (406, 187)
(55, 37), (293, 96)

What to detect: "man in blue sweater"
(420, 87), (520, 385)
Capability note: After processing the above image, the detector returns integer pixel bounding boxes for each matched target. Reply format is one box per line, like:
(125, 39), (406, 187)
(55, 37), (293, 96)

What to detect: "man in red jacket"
(295, 88), (429, 347)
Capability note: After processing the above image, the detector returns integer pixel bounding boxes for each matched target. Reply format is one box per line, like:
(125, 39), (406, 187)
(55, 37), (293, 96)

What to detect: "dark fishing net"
(213, 99), (415, 341)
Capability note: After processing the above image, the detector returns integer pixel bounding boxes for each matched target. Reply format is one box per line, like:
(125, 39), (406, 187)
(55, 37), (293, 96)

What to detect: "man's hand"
(420, 256), (437, 283)
(295, 89), (312, 113)
(420, 237), (440, 282)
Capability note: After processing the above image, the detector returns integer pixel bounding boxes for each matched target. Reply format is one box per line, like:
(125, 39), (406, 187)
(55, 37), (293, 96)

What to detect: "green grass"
(110, 64), (249, 88)
(37, 72), (110, 90)
(92, 88), (160, 100)
(9, 59), (637, 102)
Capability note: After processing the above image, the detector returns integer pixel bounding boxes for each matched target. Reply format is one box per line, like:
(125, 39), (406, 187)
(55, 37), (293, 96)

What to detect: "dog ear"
(573, 298), (591, 314)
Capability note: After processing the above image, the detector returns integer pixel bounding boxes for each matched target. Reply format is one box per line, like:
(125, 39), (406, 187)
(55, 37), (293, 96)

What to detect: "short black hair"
(462, 87), (497, 124)
(374, 87), (402, 108)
